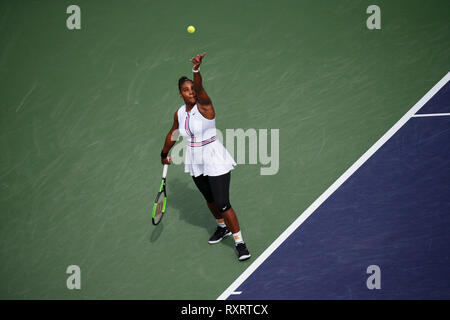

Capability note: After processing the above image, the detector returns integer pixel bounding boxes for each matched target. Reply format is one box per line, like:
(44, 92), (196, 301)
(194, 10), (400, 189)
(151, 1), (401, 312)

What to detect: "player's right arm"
(161, 110), (179, 164)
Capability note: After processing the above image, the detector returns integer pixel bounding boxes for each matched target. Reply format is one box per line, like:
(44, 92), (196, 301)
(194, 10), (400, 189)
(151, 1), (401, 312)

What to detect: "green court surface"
(0, 0), (448, 299)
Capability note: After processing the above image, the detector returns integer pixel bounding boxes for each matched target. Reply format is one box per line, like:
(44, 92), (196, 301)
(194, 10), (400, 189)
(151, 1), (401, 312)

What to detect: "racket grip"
(162, 164), (169, 178)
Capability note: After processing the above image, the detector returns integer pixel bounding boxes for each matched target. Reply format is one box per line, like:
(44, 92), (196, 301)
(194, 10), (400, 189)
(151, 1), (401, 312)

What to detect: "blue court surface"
(221, 74), (450, 300)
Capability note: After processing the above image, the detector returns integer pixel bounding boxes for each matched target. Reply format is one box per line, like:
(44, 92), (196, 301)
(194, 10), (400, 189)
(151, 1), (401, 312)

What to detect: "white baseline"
(412, 113), (450, 117)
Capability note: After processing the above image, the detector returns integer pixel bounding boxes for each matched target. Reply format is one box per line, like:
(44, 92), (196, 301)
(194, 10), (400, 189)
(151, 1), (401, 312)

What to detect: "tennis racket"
(152, 163), (169, 225)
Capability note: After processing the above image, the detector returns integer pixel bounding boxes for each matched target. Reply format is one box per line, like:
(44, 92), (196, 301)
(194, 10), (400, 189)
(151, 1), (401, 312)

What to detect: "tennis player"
(160, 52), (251, 261)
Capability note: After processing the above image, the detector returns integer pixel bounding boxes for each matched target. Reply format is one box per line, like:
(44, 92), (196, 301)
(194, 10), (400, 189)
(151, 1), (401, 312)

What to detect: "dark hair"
(178, 76), (192, 91)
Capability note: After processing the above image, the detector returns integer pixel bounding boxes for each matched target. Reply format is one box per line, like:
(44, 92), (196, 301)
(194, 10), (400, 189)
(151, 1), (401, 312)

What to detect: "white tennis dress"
(177, 104), (236, 177)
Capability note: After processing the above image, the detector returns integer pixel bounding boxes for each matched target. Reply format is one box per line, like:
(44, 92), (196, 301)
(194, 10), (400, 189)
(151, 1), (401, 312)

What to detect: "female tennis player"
(160, 52), (251, 261)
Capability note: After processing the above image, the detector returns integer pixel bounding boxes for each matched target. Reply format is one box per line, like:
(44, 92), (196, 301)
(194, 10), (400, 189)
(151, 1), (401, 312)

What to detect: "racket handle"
(162, 164), (169, 178)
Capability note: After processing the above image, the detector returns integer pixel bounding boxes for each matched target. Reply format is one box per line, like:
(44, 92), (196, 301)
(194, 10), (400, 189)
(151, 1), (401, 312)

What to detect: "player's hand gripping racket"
(152, 163), (169, 225)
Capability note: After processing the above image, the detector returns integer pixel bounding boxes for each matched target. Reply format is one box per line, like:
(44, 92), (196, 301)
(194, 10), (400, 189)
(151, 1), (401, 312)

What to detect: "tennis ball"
(187, 25), (195, 34)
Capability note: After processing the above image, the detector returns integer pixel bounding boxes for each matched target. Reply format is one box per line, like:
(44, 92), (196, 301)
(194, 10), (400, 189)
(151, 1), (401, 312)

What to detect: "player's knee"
(216, 202), (231, 213)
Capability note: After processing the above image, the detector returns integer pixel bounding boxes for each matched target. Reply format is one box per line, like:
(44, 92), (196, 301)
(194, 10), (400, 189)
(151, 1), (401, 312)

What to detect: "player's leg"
(192, 175), (232, 243)
(192, 174), (220, 219)
(208, 172), (251, 261)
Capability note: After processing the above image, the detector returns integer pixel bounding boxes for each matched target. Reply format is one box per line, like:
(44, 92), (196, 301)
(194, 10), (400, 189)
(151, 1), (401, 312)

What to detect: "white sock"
(216, 219), (226, 228)
(233, 231), (244, 245)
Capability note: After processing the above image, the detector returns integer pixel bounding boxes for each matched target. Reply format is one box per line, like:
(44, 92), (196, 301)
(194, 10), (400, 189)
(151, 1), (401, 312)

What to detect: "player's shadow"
(164, 177), (235, 249)
(168, 177), (212, 229)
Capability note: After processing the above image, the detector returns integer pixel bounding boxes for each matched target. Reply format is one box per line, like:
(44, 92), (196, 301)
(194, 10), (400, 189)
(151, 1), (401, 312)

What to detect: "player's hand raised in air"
(190, 52), (206, 71)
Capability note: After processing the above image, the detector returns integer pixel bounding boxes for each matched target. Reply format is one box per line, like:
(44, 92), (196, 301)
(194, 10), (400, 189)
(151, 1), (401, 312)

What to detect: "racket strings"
(153, 192), (165, 224)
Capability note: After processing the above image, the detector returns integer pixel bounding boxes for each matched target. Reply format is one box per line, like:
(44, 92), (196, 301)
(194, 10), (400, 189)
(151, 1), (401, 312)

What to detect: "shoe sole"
(208, 231), (232, 244)
(238, 254), (251, 261)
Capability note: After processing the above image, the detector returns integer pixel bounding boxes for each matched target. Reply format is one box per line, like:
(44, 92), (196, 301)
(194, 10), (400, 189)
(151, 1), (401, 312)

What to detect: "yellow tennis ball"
(187, 25), (195, 34)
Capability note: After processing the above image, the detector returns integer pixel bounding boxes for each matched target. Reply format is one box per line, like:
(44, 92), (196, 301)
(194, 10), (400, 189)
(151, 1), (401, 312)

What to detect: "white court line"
(217, 71), (450, 300)
(412, 113), (450, 117)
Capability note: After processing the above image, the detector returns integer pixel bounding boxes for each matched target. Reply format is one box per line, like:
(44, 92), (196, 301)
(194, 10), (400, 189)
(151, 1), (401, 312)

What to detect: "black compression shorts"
(192, 171), (232, 213)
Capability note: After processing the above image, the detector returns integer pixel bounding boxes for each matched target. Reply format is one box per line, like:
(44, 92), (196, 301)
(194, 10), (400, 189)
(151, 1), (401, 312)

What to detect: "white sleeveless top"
(177, 104), (236, 177)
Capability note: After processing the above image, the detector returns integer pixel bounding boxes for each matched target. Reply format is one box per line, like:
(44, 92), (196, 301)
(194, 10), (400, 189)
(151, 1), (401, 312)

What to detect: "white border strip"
(412, 113), (450, 117)
(217, 71), (450, 300)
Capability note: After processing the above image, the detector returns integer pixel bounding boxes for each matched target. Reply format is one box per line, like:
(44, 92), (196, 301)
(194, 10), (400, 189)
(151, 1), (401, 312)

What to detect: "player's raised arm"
(190, 52), (212, 107)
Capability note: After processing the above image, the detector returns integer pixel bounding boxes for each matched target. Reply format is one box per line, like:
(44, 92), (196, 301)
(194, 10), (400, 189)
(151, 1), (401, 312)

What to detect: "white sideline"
(217, 71), (450, 300)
